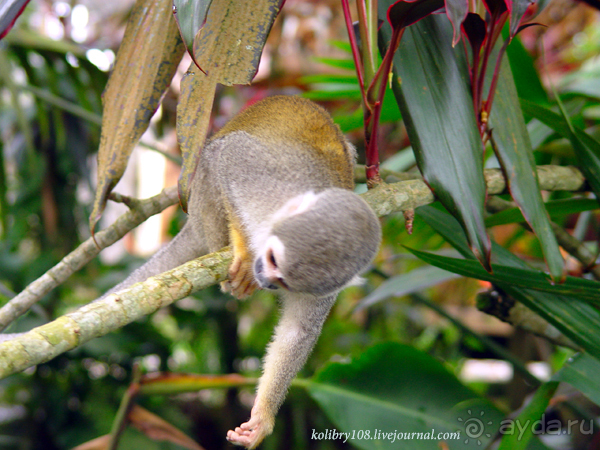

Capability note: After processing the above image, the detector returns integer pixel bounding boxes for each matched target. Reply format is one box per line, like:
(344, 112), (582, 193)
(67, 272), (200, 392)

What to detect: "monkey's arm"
(225, 219), (259, 298)
(226, 293), (336, 449)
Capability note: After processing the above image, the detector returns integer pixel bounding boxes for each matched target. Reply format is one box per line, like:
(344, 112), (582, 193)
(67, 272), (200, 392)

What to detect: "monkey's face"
(253, 189), (381, 297)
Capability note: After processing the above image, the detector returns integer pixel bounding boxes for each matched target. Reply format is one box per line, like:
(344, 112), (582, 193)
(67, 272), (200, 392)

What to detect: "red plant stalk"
(342, 0), (403, 187)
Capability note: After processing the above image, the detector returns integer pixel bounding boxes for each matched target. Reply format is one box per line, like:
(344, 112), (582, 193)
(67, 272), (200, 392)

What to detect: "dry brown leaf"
(70, 434), (110, 450)
(129, 404), (205, 450)
(176, 64), (217, 213)
(90, 0), (185, 234)
(176, 0), (283, 211)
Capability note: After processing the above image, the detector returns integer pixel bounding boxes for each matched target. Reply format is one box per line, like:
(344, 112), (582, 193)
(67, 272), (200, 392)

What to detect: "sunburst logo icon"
(458, 409), (493, 445)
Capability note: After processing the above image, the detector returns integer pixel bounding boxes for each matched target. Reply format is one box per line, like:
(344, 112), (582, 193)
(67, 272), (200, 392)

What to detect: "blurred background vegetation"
(1, 0), (600, 449)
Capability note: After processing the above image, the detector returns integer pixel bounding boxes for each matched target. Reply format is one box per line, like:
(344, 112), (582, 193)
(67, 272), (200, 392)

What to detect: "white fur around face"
(262, 235), (285, 279)
(250, 191), (318, 256)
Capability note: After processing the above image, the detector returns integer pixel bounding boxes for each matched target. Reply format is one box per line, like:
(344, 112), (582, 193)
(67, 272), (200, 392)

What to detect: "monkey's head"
(253, 189), (381, 297)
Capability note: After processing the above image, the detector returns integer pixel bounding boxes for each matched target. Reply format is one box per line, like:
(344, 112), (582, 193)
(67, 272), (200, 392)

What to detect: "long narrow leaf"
(445, 0), (468, 45)
(488, 51), (564, 281)
(90, 0), (185, 232)
(554, 353), (600, 406)
(173, 0), (213, 68)
(405, 248), (600, 305)
(379, 9), (491, 270)
(417, 205), (600, 359)
(485, 198), (599, 227)
(520, 98), (600, 203)
(0, 0), (29, 39)
(497, 381), (559, 450)
(355, 265), (460, 311)
(176, 0), (283, 210)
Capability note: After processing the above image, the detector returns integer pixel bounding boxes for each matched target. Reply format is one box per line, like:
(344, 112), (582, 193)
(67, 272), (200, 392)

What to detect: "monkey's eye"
(267, 249), (278, 268)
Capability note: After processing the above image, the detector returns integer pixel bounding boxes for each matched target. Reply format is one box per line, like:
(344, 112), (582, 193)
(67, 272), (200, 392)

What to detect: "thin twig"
(0, 187), (179, 332)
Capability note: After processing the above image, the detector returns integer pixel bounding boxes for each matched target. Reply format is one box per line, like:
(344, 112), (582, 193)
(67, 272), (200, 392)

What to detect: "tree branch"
(0, 187), (179, 332)
(0, 164), (589, 379)
(477, 289), (579, 350)
(0, 249), (232, 379)
(486, 196), (600, 280)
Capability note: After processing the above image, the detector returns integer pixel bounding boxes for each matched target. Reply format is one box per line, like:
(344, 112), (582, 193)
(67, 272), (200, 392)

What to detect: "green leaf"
(355, 265), (460, 311)
(406, 249), (600, 305)
(444, 0), (468, 45)
(520, 98), (600, 202)
(488, 50), (564, 281)
(299, 74), (358, 84)
(304, 342), (505, 450)
(504, 34), (547, 105)
(416, 205), (474, 258)
(497, 381), (559, 450)
(379, 10), (491, 270)
(417, 205), (600, 359)
(312, 57), (357, 71)
(554, 353), (600, 406)
(508, 0), (536, 37)
(173, 0), (213, 67)
(485, 198), (599, 227)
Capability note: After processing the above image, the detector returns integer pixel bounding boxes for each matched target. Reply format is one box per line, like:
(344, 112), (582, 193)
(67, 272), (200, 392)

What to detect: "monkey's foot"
(227, 255), (258, 299)
(226, 415), (272, 449)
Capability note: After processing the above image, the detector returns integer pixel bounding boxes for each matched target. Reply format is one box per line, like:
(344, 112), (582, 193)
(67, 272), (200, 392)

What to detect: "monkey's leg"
(226, 293), (336, 448)
(224, 221), (258, 299)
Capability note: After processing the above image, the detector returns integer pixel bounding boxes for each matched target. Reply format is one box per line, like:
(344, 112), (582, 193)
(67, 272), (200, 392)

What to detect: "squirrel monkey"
(109, 96), (381, 448)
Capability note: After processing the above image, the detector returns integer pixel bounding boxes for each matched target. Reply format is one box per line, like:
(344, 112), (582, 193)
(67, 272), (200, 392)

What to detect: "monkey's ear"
(347, 275), (366, 287)
(273, 192), (318, 222)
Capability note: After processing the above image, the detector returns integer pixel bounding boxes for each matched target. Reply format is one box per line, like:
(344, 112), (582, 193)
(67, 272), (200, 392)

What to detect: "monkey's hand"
(226, 406), (274, 449)
(228, 253), (258, 298)
(223, 224), (258, 299)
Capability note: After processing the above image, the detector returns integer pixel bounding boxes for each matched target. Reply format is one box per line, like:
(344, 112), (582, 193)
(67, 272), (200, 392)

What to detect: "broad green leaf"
(379, 10), (491, 270)
(355, 265), (460, 311)
(554, 353), (600, 406)
(91, 0), (185, 233)
(504, 33), (547, 105)
(445, 0), (468, 45)
(488, 49), (564, 281)
(520, 99), (600, 202)
(417, 205), (600, 359)
(497, 381), (559, 450)
(176, 0), (283, 210)
(485, 198), (599, 227)
(305, 342), (506, 450)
